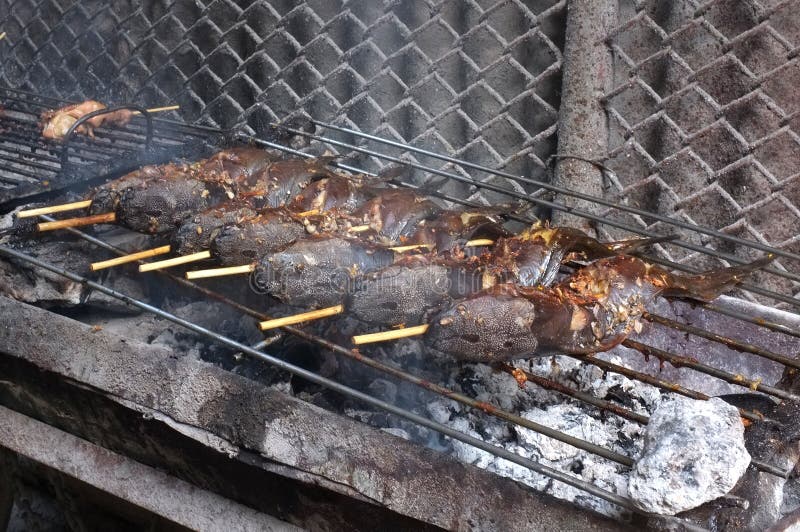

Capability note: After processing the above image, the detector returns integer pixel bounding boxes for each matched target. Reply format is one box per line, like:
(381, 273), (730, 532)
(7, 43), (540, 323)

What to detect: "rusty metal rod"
(571, 355), (768, 423)
(497, 363), (649, 424)
(702, 303), (800, 340)
(643, 312), (800, 370)
(622, 340), (800, 403)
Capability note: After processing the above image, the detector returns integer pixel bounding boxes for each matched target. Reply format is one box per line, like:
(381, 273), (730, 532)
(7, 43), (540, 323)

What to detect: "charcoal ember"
(348, 263), (450, 326)
(172, 204), (257, 255)
(117, 178), (216, 234)
(628, 396), (751, 515)
(253, 237), (394, 308)
(211, 212), (306, 266)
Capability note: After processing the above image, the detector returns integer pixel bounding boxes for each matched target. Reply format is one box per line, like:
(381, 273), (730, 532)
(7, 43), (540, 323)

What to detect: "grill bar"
(643, 312), (800, 370)
(622, 339), (798, 402)
(271, 127), (800, 310)
(703, 303), (800, 340)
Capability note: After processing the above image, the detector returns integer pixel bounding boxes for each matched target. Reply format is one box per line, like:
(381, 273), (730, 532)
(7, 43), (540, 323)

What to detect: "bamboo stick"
(17, 199), (93, 218)
(0, 32), (6, 41)
(90, 245), (172, 271)
(465, 238), (495, 247)
(185, 263), (255, 279)
(389, 243), (434, 253)
(138, 250), (211, 272)
(348, 224), (371, 233)
(36, 212), (116, 231)
(295, 209), (320, 217)
(259, 305), (344, 330)
(352, 324), (429, 345)
(131, 105), (180, 115)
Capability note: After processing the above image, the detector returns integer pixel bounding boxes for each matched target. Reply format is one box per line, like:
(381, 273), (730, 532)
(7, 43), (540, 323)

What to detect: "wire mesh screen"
(0, 0), (566, 206)
(599, 0), (800, 304)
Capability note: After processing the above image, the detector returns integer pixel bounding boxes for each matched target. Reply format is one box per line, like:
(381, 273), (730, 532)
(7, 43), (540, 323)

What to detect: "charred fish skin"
(116, 177), (224, 235)
(289, 174), (374, 213)
(426, 286), (542, 363)
(89, 163), (195, 216)
(487, 226), (674, 288)
(348, 262), (452, 326)
(427, 254), (773, 363)
(211, 211), (307, 266)
(354, 189), (441, 243)
(253, 157), (339, 209)
(252, 236), (395, 308)
(171, 204), (258, 255)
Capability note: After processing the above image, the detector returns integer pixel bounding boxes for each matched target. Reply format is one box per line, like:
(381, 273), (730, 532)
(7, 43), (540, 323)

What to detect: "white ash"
(628, 396), (751, 515)
(351, 352), (668, 519)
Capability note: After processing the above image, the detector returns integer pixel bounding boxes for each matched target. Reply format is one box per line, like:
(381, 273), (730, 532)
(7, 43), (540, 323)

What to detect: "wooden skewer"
(138, 250), (211, 272)
(389, 243), (434, 253)
(37, 212), (116, 231)
(131, 105), (180, 115)
(465, 238), (495, 247)
(348, 224), (371, 233)
(17, 199), (93, 218)
(90, 245), (172, 271)
(0, 32), (7, 41)
(185, 263), (255, 279)
(295, 209), (320, 217)
(259, 305), (344, 331)
(352, 324), (430, 345)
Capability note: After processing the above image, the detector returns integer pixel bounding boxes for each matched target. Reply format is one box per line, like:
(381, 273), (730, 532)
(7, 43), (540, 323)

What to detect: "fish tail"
(663, 254), (775, 301)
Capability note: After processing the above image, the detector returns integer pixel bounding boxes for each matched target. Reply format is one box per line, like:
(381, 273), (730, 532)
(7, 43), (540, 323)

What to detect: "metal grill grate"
(596, 0), (800, 306)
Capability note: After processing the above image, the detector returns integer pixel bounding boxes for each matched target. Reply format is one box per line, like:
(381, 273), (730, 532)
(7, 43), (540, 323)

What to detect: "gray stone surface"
(628, 396), (751, 515)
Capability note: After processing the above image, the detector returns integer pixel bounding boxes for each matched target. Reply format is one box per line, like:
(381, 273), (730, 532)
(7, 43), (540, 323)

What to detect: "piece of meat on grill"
(425, 254), (774, 363)
(487, 225), (674, 287)
(41, 101), (134, 139)
(87, 149), (337, 235)
(350, 189), (442, 243)
(171, 202), (259, 255)
(252, 236), (395, 308)
(346, 226), (672, 327)
(405, 209), (511, 253)
(288, 173), (375, 213)
(210, 209), (308, 266)
(348, 255), (489, 326)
